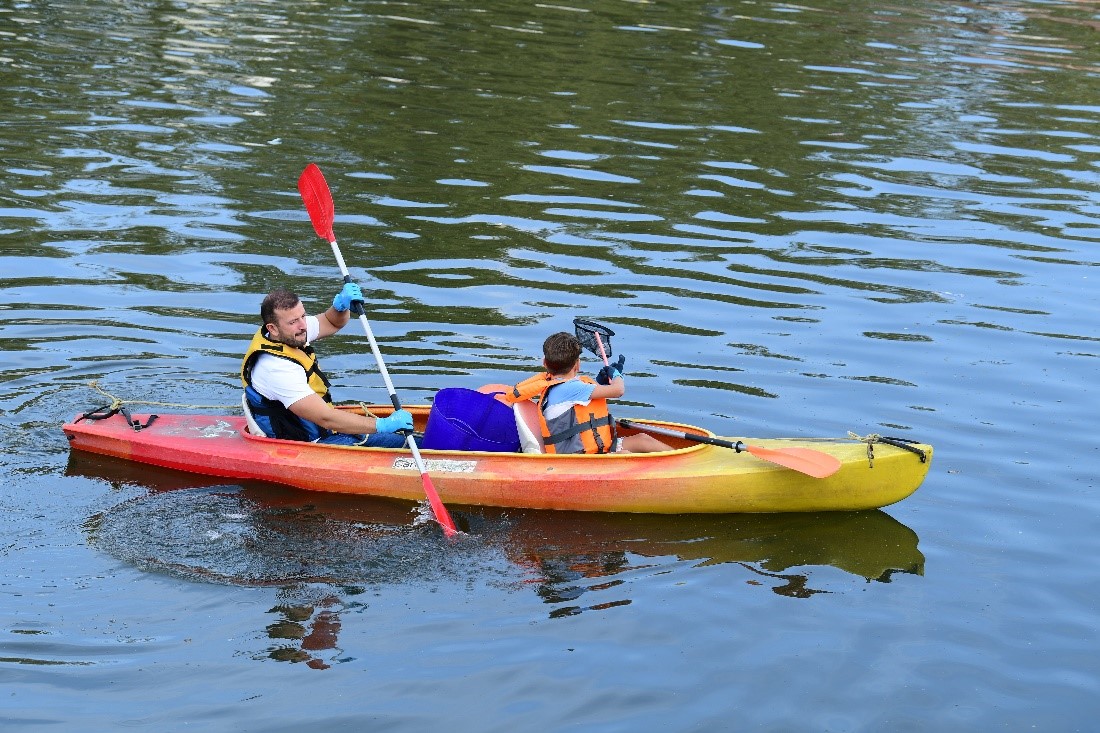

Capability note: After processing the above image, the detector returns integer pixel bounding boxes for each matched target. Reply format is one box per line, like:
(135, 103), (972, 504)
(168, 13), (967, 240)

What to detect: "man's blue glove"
(596, 354), (626, 385)
(375, 409), (413, 434)
(332, 282), (364, 312)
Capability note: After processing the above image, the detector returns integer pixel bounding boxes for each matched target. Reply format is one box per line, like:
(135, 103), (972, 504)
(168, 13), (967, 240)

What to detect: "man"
(241, 283), (411, 447)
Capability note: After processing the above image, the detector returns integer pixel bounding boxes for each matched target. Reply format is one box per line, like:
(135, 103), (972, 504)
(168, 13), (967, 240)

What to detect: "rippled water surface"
(2, 1), (1097, 730)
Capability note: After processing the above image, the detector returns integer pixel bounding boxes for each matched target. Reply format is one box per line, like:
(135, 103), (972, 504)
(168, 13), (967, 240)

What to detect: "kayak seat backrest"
(513, 401), (544, 454)
(241, 392), (270, 438)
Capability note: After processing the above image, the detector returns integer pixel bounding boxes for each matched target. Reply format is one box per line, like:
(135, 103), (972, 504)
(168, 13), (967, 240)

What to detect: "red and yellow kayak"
(62, 405), (932, 514)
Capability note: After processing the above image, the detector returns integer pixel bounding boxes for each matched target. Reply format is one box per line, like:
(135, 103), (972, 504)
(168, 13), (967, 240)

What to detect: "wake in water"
(83, 486), (517, 588)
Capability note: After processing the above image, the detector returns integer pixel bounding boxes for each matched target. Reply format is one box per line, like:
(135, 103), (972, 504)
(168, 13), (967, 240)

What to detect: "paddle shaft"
(299, 164), (457, 537)
(618, 419), (841, 478)
(618, 419), (743, 450)
(328, 243), (402, 402)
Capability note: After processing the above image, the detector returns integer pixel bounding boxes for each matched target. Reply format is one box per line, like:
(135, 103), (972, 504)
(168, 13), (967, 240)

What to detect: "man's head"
(542, 331), (582, 375)
(261, 288), (308, 348)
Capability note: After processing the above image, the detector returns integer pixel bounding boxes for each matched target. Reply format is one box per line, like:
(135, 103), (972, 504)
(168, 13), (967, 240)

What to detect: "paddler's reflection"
(739, 563), (828, 599)
(263, 592), (343, 670)
(516, 550), (830, 612)
(516, 551), (633, 618)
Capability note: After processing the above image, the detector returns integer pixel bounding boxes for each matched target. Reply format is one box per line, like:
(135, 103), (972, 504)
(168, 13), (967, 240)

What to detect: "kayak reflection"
(73, 452), (923, 666)
(500, 508), (923, 612)
(71, 450), (923, 589)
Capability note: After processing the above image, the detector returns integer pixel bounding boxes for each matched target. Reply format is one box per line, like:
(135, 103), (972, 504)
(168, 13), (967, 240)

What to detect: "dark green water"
(2, 1), (1097, 730)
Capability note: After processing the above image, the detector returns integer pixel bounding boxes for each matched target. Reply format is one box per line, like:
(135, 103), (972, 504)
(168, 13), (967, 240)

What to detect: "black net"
(573, 318), (614, 359)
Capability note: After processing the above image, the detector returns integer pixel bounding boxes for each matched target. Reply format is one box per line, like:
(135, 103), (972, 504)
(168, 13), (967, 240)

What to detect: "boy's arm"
(590, 354), (626, 399)
(590, 376), (625, 399)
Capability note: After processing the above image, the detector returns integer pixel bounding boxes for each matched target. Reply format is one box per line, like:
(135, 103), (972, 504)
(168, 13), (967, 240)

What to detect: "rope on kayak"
(86, 381), (236, 410)
(74, 381), (236, 431)
(847, 432), (928, 467)
(77, 383), (388, 434)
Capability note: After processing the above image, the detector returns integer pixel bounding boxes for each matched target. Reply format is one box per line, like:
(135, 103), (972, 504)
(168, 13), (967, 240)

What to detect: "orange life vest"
(503, 373), (617, 454)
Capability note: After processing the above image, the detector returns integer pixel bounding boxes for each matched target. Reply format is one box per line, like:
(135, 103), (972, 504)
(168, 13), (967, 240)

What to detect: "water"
(2, 0), (1098, 730)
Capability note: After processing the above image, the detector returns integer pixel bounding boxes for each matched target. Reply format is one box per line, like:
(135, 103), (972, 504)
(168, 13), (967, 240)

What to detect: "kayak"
(62, 405), (932, 514)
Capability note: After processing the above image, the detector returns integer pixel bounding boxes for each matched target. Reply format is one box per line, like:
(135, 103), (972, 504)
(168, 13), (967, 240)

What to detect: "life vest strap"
(543, 413), (615, 449)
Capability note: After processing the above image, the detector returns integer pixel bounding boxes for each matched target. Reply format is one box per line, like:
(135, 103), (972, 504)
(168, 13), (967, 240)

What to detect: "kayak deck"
(62, 406), (932, 514)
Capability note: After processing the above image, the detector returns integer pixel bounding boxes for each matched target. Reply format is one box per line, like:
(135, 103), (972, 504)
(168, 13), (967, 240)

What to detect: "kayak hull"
(62, 408), (932, 514)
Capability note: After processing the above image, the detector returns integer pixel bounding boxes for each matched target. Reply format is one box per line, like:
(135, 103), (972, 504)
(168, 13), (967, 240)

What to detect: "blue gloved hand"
(332, 282), (364, 312)
(374, 408), (413, 434)
(596, 354), (626, 385)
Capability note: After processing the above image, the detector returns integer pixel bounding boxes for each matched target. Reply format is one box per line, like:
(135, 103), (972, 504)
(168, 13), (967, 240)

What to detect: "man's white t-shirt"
(249, 315), (322, 408)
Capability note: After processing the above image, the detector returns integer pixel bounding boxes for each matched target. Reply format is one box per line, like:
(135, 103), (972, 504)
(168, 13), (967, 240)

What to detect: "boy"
(506, 331), (669, 454)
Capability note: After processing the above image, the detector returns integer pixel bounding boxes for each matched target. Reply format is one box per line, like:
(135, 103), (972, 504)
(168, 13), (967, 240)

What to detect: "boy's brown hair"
(543, 332), (582, 375)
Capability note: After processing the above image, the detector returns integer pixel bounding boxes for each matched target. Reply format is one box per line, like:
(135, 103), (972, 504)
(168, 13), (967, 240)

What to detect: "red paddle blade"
(297, 163), (336, 242)
(422, 474), (458, 537)
(744, 444), (842, 479)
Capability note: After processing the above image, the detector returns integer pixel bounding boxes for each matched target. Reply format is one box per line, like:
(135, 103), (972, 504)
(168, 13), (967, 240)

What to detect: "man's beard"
(271, 328), (307, 349)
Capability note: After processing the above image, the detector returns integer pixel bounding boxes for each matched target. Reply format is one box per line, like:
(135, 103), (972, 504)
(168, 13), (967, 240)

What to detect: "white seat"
(241, 392), (270, 437)
(513, 401), (544, 454)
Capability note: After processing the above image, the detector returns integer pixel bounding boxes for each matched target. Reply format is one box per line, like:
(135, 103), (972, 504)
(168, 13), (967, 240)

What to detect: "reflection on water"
(264, 590), (346, 670)
(72, 452), (923, 637)
(504, 507), (923, 615)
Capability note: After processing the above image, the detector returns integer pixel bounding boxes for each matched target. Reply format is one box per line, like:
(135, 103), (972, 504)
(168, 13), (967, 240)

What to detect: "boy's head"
(542, 331), (582, 375)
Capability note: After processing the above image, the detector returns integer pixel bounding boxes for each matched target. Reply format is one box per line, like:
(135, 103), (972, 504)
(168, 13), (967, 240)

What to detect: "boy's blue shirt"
(543, 377), (595, 419)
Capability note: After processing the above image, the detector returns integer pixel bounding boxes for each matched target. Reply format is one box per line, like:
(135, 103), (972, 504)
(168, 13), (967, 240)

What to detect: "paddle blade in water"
(743, 444), (841, 479)
(298, 163), (336, 242)
(422, 473), (458, 537)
